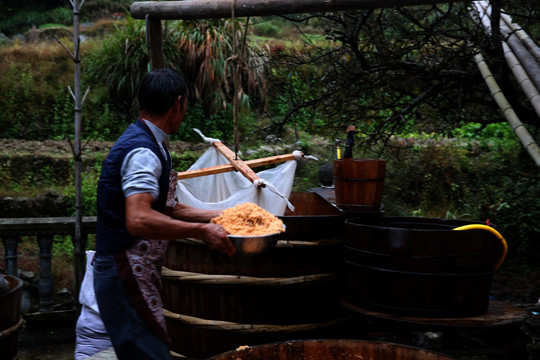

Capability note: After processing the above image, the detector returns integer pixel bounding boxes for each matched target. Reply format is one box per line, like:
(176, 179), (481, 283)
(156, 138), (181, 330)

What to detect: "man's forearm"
(170, 203), (222, 223)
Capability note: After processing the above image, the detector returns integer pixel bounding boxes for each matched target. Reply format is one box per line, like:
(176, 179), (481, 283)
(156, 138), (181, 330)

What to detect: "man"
(93, 69), (235, 360)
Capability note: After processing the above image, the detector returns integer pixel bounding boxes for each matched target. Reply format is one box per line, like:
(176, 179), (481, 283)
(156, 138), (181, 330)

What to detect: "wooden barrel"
(344, 217), (506, 318)
(0, 276), (23, 360)
(210, 339), (455, 360)
(333, 158), (386, 212)
(161, 191), (350, 359)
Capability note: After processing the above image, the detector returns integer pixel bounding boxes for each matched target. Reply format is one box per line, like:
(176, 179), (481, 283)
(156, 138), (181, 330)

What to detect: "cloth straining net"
(175, 145), (301, 216)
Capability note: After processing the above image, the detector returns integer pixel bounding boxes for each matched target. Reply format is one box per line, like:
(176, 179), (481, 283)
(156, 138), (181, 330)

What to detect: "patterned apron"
(114, 171), (178, 344)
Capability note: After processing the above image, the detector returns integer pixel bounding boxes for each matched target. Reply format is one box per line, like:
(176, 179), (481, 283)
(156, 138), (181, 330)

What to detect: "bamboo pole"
(53, 0), (90, 310)
(502, 42), (540, 120)
(475, 1), (540, 92)
(163, 308), (350, 333)
(131, 0), (464, 20)
(500, 9), (540, 62)
(161, 267), (340, 286)
(176, 153), (298, 180)
(474, 52), (540, 168)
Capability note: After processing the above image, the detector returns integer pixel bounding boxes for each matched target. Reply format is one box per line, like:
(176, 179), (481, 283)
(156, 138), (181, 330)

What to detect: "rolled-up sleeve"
(121, 148), (162, 200)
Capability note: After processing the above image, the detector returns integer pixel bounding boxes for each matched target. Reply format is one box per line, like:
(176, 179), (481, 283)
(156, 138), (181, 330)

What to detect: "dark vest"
(96, 119), (171, 255)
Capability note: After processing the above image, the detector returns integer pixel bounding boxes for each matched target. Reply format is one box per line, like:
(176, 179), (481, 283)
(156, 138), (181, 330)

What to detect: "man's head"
(138, 69), (187, 116)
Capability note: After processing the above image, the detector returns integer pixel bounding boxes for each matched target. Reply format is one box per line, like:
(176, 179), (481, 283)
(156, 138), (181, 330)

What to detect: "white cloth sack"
(75, 250), (113, 360)
(175, 146), (298, 215)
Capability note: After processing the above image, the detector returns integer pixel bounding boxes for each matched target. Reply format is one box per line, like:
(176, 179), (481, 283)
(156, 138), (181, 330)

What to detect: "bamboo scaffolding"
(474, 52), (540, 168)
(502, 42), (540, 120)
(500, 9), (540, 62)
(474, 1), (540, 92)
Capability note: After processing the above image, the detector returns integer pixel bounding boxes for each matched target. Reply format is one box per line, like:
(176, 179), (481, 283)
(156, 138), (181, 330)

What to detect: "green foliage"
(62, 159), (100, 216)
(176, 102), (234, 143)
(53, 235), (74, 262)
(171, 151), (202, 172)
(83, 16), (154, 119)
(0, 6), (72, 36)
(383, 133), (521, 219)
(0, 43), (75, 140)
(252, 21), (283, 38)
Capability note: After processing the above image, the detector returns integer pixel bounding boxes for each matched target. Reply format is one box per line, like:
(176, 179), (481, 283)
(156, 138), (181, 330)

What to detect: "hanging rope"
(224, 0), (250, 159)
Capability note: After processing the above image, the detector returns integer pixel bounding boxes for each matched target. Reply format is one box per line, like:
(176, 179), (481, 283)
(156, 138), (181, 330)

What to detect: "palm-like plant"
(85, 16), (268, 120)
(173, 18), (267, 113)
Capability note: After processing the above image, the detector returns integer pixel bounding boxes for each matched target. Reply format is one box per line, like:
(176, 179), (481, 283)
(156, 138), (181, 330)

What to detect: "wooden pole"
(177, 153), (298, 180)
(212, 142), (261, 184)
(146, 17), (165, 70)
(131, 0), (463, 20)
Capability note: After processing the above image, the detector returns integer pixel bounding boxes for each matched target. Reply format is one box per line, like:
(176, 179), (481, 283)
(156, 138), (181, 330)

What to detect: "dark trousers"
(93, 254), (170, 360)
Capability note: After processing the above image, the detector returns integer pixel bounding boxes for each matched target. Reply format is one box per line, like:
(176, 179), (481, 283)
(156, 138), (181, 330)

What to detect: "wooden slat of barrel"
(161, 268), (345, 324)
(333, 158), (386, 212)
(344, 217), (505, 317)
(0, 276), (23, 360)
(162, 191), (350, 358)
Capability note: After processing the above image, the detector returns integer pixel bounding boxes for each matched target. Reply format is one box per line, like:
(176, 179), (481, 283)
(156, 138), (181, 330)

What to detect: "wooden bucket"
(210, 339), (455, 360)
(162, 192), (350, 359)
(0, 276), (23, 360)
(344, 217), (506, 317)
(333, 158), (386, 212)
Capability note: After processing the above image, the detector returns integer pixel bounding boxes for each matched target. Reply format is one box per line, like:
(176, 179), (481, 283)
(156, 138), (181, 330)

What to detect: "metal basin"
(228, 227), (284, 255)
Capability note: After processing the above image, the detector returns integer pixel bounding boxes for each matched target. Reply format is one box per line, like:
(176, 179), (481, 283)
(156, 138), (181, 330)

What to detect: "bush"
(0, 6), (72, 37)
(0, 44), (73, 139)
(253, 22), (283, 37)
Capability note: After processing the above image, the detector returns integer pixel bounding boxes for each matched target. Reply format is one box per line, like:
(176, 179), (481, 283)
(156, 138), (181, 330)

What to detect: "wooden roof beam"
(131, 0), (461, 20)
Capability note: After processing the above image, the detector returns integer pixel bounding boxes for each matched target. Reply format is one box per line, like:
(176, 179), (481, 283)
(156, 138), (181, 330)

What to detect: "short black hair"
(137, 69), (187, 116)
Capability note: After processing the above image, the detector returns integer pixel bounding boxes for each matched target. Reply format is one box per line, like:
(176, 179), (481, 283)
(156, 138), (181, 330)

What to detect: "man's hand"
(200, 223), (236, 257)
(125, 193), (235, 256)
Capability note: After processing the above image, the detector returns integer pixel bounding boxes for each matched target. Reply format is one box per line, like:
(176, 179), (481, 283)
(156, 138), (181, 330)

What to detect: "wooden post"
(146, 17), (165, 70)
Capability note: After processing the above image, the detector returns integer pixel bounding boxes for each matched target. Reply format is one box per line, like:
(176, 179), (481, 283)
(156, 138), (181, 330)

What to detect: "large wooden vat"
(162, 191), (349, 359)
(344, 217), (506, 318)
(210, 339), (455, 360)
(0, 276), (23, 360)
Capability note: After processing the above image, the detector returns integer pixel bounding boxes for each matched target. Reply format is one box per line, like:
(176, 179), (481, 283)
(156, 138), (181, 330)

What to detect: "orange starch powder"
(211, 202), (285, 236)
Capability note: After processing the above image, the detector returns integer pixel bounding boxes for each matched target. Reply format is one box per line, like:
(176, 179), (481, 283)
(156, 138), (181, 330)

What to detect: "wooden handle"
(212, 141), (260, 183)
(176, 152), (298, 180)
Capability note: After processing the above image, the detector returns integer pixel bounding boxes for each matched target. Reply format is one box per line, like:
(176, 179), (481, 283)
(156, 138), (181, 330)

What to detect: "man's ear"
(177, 95), (188, 112)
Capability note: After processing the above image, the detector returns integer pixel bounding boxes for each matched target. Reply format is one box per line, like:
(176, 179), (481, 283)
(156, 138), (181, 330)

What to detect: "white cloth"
(75, 251), (113, 360)
(175, 146), (298, 215)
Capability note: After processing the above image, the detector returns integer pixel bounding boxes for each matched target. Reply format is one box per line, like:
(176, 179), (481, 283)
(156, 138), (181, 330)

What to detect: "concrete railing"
(0, 217), (97, 311)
